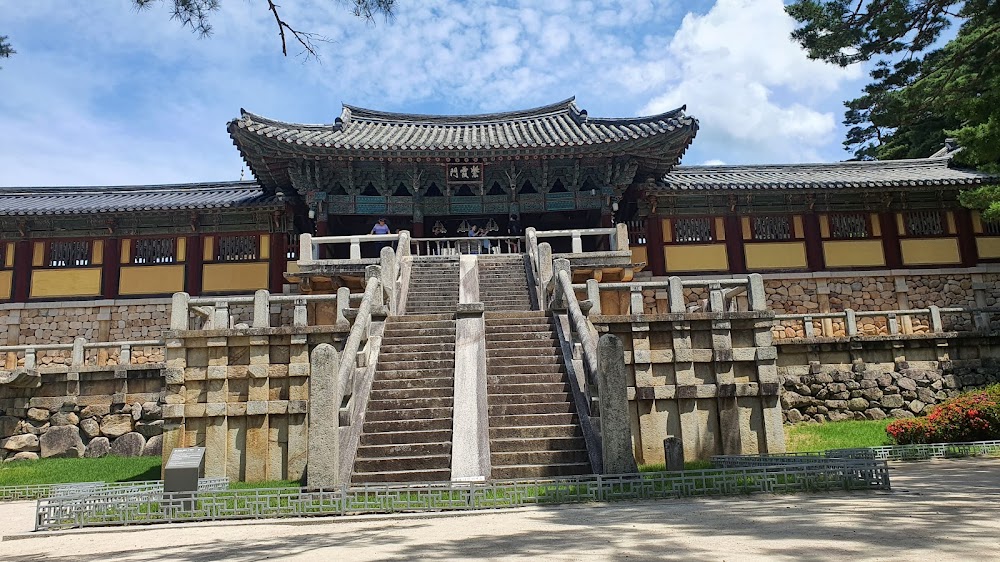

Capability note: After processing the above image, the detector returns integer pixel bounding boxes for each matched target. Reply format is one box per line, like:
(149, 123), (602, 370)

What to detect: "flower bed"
(887, 384), (1000, 444)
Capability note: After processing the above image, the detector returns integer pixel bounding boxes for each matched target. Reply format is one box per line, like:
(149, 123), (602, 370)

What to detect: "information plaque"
(164, 447), (205, 493)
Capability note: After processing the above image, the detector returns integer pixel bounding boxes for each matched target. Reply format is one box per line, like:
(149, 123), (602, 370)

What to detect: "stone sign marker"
(164, 446), (205, 493)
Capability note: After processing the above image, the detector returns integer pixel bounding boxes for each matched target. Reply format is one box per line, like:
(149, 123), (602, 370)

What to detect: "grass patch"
(639, 460), (713, 472)
(229, 479), (302, 490)
(0, 456), (161, 487)
(786, 419), (894, 452)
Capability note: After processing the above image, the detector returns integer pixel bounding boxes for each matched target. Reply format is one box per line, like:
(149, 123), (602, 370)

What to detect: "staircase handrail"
(410, 235), (525, 256)
(393, 230), (411, 314)
(337, 275), (381, 406)
(1, 338), (164, 373)
(525, 227), (545, 310)
(555, 268), (600, 395)
(298, 232), (400, 263)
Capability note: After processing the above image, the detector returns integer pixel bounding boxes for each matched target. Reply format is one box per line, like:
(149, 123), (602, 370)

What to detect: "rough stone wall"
(0, 299), (173, 351)
(0, 368), (164, 462)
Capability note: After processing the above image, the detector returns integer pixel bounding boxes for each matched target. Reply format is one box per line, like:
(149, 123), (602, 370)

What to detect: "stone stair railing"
(569, 275), (768, 316)
(1, 338), (165, 385)
(298, 231), (406, 263)
(410, 235), (524, 256)
(773, 306), (1000, 339)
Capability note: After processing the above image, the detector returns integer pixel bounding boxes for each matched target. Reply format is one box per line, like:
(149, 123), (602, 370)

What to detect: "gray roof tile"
(0, 181), (279, 216)
(660, 157), (997, 190)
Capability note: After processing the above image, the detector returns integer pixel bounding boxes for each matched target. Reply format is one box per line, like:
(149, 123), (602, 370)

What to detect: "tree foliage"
(0, 35), (13, 67)
(787, 1), (1000, 218)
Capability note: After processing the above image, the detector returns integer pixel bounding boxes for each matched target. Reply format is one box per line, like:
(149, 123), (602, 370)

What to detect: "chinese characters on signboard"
(446, 163), (483, 185)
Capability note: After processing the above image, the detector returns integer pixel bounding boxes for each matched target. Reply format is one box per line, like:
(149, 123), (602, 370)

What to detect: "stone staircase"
(406, 258), (460, 314)
(478, 255), (533, 311)
(352, 313), (456, 483)
(485, 311), (591, 479)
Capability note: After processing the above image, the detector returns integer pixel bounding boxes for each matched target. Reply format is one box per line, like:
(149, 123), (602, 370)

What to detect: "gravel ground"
(2, 458), (998, 561)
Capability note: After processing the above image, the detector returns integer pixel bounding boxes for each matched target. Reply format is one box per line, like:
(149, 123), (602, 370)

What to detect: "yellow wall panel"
(870, 214), (881, 237)
(896, 213), (905, 234)
(32, 242), (44, 267)
(977, 237), (1000, 259)
(30, 268), (102, 298)
(741, 217), (751, 240)
(92, 240), (103, 265)
(744, 242), (808, 271)
(900, 238), (961, 265)
(177, 237), (186, 262)
(946, 212), (956, 235)
(4, 243), (13, 268)
(119, 264), (186, 296)
(661, 219), (672, 242)
(792, 216), (804, 239)
(260, 235), (270, 260)
(664, 244), (728, 272)
(823, 240), (885, 268)
(203, 237), (214, 262)
(973, 212), (984, 234)
(202, 262), (269, 293)
(714, 218), (725, 241)
(0, 270), (11, 300)
(121, 239), (132, 264)
(820, 215), (830, 238)
(630, 245), (648, 271)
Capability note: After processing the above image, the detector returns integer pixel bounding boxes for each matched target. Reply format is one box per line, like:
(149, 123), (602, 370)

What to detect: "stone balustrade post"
(888, 313), (899, 335)
(748, 273), (766, 312)
(538, 243), (553, 310)
(336, 287), (351, 328)
(929, 305), (943, 333)
(630, 287), (644, 315)
(307, 343), (341, 488)
(213, 301), (230, 330)
(170, 292), (190, 331)
(615, 223), (630, 252)
(349, 237), (361, 261)
(551, 258), (571, 311)
(845, 309), (858, 336)
(72, 337), (85, 368)
(299, 233), (313, 262)
(366, 265), (383, 311)
(668, 276), (685, 313)
(571, 230), (583, 253)
(708, 282), (724, 312)
(586, 279), (602, 316)
(253, 290), (271, 328)
(293, 298), (308, 327)
(803, 316), (815, 338)
(597, 333), (637, 474)
(120, 343), (131, 365)
(24, 348), (36, 370)
(380, 246), (397, 314)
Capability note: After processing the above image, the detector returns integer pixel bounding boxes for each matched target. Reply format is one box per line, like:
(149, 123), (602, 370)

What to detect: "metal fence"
(713, 439), (1000, 465)
(34, 463), (887, 531)
(0, 478), (228, 503)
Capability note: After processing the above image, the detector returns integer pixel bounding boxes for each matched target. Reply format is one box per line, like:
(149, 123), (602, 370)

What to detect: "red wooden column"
(879, 213), (903, 269)
(644, 215), (666, 276)
(315, 215), (329, 259)
(101, 238), (121, 299)
(12, 239), (32, 302)
(723, 215), (746, 274)
(269, 232), (287, 293)
(954, 209), (979, 267)
(803, 213), (826, 271)
(185, 234), (203, 296)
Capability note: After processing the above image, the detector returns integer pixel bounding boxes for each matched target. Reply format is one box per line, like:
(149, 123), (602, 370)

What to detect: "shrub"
(886, 384), (1000, 445)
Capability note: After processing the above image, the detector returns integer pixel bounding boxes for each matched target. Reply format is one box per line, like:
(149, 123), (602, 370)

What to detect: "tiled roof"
(659, 157), (997, 190)
(228, 97), (699, 191)
(0, 181), (280, 216)
(231, 97), (696, 152)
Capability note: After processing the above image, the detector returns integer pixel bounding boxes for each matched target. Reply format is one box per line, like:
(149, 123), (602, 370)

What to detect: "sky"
(0, 0), (868, 188)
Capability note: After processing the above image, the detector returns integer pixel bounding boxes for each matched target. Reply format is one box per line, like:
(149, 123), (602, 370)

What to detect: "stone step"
(488, 402), (575, 416)
(488, 373), (567, 385)
(489, 424), (582, 439)
(386, 313), (454, 322)
(380, 350), (455, 362)
(368, 396), (454, 410)
(486, 356), (562, 367)
(373, 368), (454, 381)
(383, 335), (459, 346)
(485, 332), (559, 343)
(490, 462), (591, 480)
(487, 324), (554, 334)
(485, 311), (549, 319)
(378, 343), (455, 354)
(365, 406), (454, 422)
(488, 412), (579, 427)
(355, 441), (452, 459)
(486, 338), (559, 349)
(369, 386), (454, 400)
(351, 468), (452, 484)
(362, 417), (453, 433)
(361, 429), (452, 446)
(385, 319), (455, 330)
(487, 347), (560, 358)
(353, 453), (451, 473)
(488, 392), (573, 405)
(488, 365), (565, 376)
(383, 327), (455, 338)
(491, 449), (589, 465)
(486, 381), (570, 394)
(377, 359), (456, 372)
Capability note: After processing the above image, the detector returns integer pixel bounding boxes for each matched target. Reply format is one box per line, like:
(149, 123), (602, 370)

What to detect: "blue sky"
(0, 0), (867, 187)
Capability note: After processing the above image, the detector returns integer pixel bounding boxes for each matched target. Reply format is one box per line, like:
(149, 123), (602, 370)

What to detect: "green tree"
(787, 1), (1000, 217)
(0, 35), (13, 67)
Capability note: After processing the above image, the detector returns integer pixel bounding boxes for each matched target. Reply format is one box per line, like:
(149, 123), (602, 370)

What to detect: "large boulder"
(50, 411), (79, 427)
(0, 416), (20, 438)
(141, 402), (162, 421)
(134, 420), (163, 439)
(141, 435), (163, 457)
(100, 414), (133, 438)
(110, 432), (146, 457)
(4, 451), (39, 462)
(80, 404), (110, 418)
(26, 408), (50, 423)
(84, 437), (111, 458)
(2, 433), (39, 452)
(79, 418), (101, 440)
(39, 426), (84, 458)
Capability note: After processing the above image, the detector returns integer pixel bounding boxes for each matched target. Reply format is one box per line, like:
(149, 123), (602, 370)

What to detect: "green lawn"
(785, 419), (894, 452)
(0, 456), (162, 487)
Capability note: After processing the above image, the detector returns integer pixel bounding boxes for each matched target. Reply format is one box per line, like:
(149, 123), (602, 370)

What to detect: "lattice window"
(674, 218), (713, 243)
(752, 216), (792, 240)
(286, 233), (299, 260)
(216, 235), (258, 262)
(905, 211), (944, 236)
(48, 241), (91, 267)
(830, 214), (869, 239)
(132, 238), (176, 264)
(984, 217), (1000, 235)
(626, 219), (647, 245)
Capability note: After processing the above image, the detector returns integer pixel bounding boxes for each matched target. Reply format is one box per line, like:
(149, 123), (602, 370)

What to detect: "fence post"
(586, 279), (602, 316)
(630, 287), (644, 315)
(299, 233), (313, 262)
(24, 348), (36, 370)
(170, 292), (190, 331)
(845, 309), (858, 336)
(307, 343), (341, 488)
(668, 276), (685, 313)
(748, 273), (766, 312)
(71, 337), (85, 368)
(803, 316), (815, 338)
(597, 333), (638, 474)
(551, 258), (571, 311)
(213, 301), (230, 330)
(253, 290), (270, 328)
(571, 230), (583, 253)
(293, 298), (308, 328)
(929, 305), (943, 333)
(349, 237), (361, 261)
(336, 287), (351, 328)
(120, 344), (131, 365)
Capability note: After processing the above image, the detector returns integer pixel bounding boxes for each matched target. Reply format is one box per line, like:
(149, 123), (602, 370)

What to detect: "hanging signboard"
(445, 161), (485, 186)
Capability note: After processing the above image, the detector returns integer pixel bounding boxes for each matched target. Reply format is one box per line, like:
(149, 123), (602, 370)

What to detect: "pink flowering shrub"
(886, 384), (1000, 445)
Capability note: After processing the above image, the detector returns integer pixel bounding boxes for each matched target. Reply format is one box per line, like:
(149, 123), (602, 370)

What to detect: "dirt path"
(2, 458), (998, 561)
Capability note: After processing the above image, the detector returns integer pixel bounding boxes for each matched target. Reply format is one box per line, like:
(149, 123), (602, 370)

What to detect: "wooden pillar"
(186, 234), (203, 296)
(101, 238), (120, 299)
(315, 216), (329, 259)
(12, 239), (31, 302)
(954, 209), (979, 267)
(644, 215), (666, 277)
(879, 212), (903, 269)
(723, 215), (746, 274)
(270, 232), (287, 293)
(412, 221), (425, 238)
(803, 213), (825, 271)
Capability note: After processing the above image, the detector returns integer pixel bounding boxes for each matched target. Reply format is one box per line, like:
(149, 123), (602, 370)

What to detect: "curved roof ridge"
(0, 180), (260, 194)
(673, 156), (961, 172)
(586, 105), (689, 124)
(234, 109), (331, 130)
(341, 97), (579, 124)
